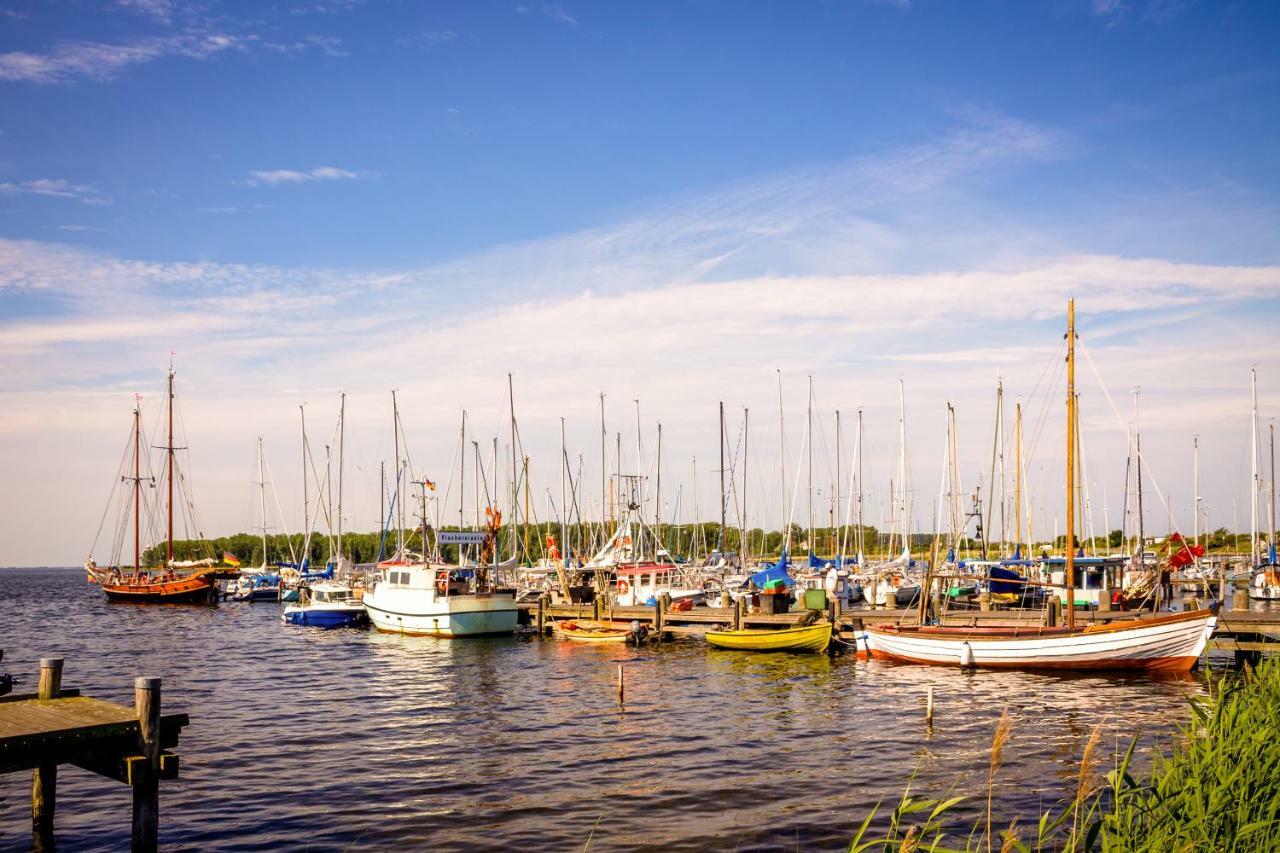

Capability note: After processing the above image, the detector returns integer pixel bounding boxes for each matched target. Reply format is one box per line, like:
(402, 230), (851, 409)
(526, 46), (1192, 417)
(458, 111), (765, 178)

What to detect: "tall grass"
(849, 659), (1280, 852)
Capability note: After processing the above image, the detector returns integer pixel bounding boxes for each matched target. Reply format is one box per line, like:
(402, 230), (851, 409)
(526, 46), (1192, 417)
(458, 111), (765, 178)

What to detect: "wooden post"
(1233, 588), (1249, 612)
(32, 658), (63, 847)
(1097, 591), (1112, 613)
(132, 677), (161, 853)
(616, 664), (624, 703)
(832, 595), (842, 622)
(654, 598), (664, 637)
(536, 595), (546, 635)
(979, 592), (991, 612)
(592, 595), (601, 621)
(1046, 596), (1060, 627)
(732, 596), (742, 631)
(925, 685), (934, 725)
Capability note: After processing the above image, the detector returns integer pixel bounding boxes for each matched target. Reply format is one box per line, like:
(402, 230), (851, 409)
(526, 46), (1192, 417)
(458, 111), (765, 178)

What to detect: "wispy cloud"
(0, 179), (111, 205)
(1092, 0), (1125, 14)
(0, 33), (245, 84)
(398, 30), (459, 50)
(543, 4), (578, 25)
(55, 224), (108, 232)
(113, 0), (176, 24)
(237, 166), (371, 188)
(262, 34), (348, 57)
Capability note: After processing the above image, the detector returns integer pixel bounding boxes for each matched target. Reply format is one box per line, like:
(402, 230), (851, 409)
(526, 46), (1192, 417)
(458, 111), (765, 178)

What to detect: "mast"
(1014, 402), (1024, 557)
(258, 436), (268, 568)
(743, 407), (750, 563)
(655, 421), (663, 538)
(166, 366), (174, 566)
(835, 410), (841, 563)
(856, 408), (865, 561)
(133, 400), (142, 570)
(392, 390), (403, 558)
(807, 376), (814, 559)
(300, 404), (307, 546)
(1134, 387), (1145, 566)
(600, 392), (607, 547)
(560, 417), (568, 569)
(337, 391), (345, 566)
(719, 401), (726, 553)
(897, 378), (908, 556)
(509, 373), (518, 561)
(777, 369), (785, 551)
(1251, 369), (1260, 565)
(379, 460), (386, 544)
(1193, 435), (1200, 557)
(987, 382), (1004, 556)
(460, 409), (467, 533)
(1271, 423), (1277, 564)
(1066, 299), (1077, 631)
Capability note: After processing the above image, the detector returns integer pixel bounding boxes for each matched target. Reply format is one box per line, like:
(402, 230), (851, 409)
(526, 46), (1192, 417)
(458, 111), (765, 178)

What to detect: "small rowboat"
(705, 622), (832, 654)
(554, 620), (634, 643)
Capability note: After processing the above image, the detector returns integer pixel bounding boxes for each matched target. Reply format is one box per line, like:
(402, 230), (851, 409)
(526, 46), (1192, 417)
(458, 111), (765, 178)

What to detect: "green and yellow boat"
(704, 622), (832, 653)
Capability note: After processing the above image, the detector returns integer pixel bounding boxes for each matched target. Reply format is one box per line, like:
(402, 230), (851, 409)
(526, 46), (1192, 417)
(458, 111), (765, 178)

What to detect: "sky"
(1, 0), (1279, 567)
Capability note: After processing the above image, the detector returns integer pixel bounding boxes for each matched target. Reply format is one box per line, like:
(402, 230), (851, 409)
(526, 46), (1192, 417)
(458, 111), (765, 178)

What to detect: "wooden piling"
(1046, 597), (1060, 627)
(978, 592), (991, 612)
(1097, 592), (1112, 613)
(131, 677), (161, 853)
(536, 595), (546, 635)
(32, 658), (62, 846)
(732, 596), (742, 631)
(616, 664), (624, 703)
(1233, 589), (1250, 612)
(925, 686), (934, 725)
(592, 595), (601, 621)
(654, 599), (664, 637)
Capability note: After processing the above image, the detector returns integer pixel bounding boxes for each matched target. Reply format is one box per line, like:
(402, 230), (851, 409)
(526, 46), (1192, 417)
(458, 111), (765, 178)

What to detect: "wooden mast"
(133, 400), (142, 571)
(1014, 402), (1023, 556)
(166, 367), (174, 567)
(1066, 299), (1077, 631)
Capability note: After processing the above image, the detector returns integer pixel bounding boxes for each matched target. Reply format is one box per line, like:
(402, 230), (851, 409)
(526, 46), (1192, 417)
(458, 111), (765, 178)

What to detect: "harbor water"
(0, 567), (1225, 851)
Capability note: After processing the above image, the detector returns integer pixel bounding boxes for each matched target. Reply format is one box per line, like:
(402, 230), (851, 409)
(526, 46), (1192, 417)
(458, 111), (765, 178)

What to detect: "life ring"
(618, 579), (630, 596)
(435, 578), (447, 595)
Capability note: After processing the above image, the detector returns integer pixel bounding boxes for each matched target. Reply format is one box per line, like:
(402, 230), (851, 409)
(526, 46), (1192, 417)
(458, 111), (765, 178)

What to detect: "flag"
(425, 479), (436, 491)
(223, 551), (241, 567)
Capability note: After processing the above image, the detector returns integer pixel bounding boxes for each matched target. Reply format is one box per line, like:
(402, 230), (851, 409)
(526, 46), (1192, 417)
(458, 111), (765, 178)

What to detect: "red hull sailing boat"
(89, 366), (228, 605)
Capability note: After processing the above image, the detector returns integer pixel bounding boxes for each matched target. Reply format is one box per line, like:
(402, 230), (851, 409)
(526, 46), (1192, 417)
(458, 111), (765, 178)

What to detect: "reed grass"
(848, 658), (1280, 852)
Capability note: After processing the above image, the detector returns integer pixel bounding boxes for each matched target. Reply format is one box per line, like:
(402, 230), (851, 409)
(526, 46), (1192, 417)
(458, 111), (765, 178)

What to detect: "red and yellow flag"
(223, 552), (241, 567)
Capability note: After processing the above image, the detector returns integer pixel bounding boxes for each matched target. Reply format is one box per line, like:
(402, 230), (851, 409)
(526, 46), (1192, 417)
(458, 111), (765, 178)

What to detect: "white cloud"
(543, 4), (577, 25)
(0, 178), (110, 205)
(398, 30), (459, 49)
(55, 224), (108, 232)
(113, 0), (176, 24)
(238, 166), (368, 187)
(0, 33), (245, 84)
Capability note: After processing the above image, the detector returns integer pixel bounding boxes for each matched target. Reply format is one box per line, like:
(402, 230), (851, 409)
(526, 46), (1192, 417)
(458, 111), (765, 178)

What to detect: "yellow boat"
(704, 622), (832, 653)
(554, 620), (633, 643)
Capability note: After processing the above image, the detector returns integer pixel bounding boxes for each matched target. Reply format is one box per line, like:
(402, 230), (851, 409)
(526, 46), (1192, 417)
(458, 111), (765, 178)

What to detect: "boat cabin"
(383, 565), (472, 597)
(1044, 555), (1127, 607)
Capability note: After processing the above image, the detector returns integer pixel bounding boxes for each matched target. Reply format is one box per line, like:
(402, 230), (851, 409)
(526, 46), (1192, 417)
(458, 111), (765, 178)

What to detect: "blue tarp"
(807, 553), (858, 569)
(988, 565), (1028, 595)
(751, 551), (794, 588)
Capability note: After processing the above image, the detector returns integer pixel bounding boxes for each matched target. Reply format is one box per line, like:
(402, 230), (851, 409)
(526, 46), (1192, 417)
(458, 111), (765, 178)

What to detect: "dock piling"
(1233, 589), (1250, 612)
(131, 677), (162, 853)
(616, 664), (624, 703)
(32, 658), (63, 847)
(925, 686), (934, 726)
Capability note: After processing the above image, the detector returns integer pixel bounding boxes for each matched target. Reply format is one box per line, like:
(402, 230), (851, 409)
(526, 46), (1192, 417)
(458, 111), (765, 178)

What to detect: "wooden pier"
(0, 657), (188, 852)
(517, 595), (1280, 660)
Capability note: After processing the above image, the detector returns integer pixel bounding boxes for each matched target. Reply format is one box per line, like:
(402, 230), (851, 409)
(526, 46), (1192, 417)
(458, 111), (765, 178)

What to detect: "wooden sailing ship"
(87, 367), (229, 605)
(861, 301), (1217, 671)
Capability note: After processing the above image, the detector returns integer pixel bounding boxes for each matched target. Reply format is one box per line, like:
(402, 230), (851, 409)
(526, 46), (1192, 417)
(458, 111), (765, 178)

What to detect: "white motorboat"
(362, 563), (517, 637)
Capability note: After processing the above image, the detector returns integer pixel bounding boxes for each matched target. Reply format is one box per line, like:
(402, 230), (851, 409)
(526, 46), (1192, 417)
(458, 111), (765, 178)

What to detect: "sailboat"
(1249, 377), (1280, 600)
(89, 367), (228, 605)
(860, 301), (1217, 671)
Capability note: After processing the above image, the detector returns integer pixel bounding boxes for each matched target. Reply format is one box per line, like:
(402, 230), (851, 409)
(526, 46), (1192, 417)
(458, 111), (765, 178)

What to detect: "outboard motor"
(0, 650), (12, 697)
(628, 620), (649, 647)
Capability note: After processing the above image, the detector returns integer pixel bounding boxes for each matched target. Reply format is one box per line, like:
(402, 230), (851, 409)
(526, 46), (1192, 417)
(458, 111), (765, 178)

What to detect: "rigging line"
(261, 446), (296, 564)
(89, 416), (136, 560)
(1024, 351), (1067, 467)
(1078, 336), (1189, 545)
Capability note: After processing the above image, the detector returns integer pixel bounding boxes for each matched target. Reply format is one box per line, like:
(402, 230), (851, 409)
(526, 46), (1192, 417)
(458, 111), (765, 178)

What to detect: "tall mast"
(777, 369), (786, 547)
(987, 382), (1004, 556)
(560, 417), (568, 568)
(1193, 435), (1200, 556)
(719, 401), (726, 553)
(1065, 299), (1077, 631)
(300, 404), (307, 543)
(1251, 369), (1260, 565)
(655, 421), (663, 537)
(856, 408), (865, 561)
(600, 392), (607, 545)
(379, 460), (386, 544)
(460, 409), (467, 532)
(743, 407), (750, 562)
(258, 436), (268, 568)
(509, 373), (518, 561)
(337, 392), (345, 566)
(835, 410), (841, 563)
(392, 390), (403, 558)
(1013, 402), (1024, 555)
(133, 400), (142, 570)
(1271, 423), (1277, 564)
(807, 376), (814, 559)
(166, 366), (175, 566)
(1134, 387), (1145, 564)
(897, 379), (908, 555)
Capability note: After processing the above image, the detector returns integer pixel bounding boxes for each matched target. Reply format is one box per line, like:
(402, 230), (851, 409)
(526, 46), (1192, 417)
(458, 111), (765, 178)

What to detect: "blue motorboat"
(232, 574), (282, 602)
(281, 583), (367, 629)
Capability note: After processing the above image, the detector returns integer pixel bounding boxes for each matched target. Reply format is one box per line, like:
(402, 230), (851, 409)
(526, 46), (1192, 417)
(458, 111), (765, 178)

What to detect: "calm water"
(0, 568), (1233, 851)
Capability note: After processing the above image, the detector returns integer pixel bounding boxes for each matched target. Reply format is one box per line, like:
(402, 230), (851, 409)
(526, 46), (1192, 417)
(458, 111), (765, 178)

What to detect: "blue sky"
(2, 1), (1279, 565)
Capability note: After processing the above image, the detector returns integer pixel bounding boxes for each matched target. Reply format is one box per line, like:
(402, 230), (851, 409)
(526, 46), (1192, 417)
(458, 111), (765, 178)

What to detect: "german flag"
(223, 552), (241, 567)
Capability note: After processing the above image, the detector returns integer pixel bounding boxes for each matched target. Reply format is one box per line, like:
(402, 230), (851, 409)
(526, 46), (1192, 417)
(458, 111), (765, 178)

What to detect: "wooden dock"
(0, 657), (188, 852)
(517, 594), (1280, 660)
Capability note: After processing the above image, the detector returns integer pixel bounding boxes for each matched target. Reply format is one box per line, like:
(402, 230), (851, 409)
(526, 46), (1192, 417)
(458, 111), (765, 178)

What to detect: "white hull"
(858, 611), (1216, 671)
(364, 591), (517, 637)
